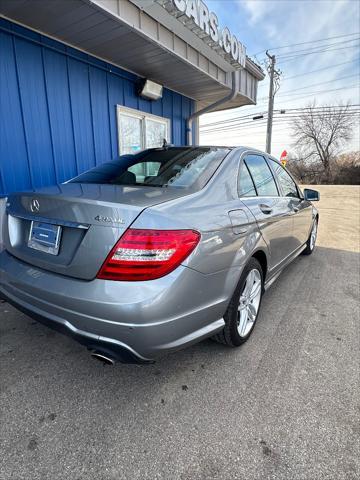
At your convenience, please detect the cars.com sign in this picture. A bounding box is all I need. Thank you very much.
[172,0,246,67]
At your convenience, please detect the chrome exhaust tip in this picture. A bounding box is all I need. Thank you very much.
[91,351,115,365]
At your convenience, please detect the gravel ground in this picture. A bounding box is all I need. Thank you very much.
[0,185,359,480]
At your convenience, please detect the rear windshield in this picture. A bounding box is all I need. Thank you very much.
[68,147,230,190]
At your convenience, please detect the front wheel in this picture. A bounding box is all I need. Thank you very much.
[213,258,264,347]
[302,218,318,255]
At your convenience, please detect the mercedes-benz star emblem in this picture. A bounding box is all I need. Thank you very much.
[30,199,40,213]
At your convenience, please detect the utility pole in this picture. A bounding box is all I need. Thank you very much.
[266,51,276,154]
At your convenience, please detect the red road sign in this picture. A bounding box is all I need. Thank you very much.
[280,150,288,161]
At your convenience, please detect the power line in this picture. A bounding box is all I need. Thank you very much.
[202,121,269,132]
[201,111,360,132]
[201,118,360,135]
[272,104,360,112]
[201,120,360,135]
[200,111,360,134]
[251,32,360,56]
[257,61,360,94]
[201,116,267,129]
[201,115,360,134]
[277,44,360,63]
[274,112,360,119]
[275,84,360,101]
[203,83,356,122]
[259,74,360,99]
[200,111,268,127]
[280,60,359,80]
[276,37,360,59]
[200,105,360,129]
[209,108,360,124]
[278,105,360,110]
[200,104,360,124]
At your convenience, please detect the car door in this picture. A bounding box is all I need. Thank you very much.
[238,153,295,272]
[268,158,313,249]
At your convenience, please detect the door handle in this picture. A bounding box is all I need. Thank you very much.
[259,204,273,215]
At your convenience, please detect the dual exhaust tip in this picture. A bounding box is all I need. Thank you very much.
[91,351,115,366]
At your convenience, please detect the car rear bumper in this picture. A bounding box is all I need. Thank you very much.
[0,251,229,362]
[1,290,152,363]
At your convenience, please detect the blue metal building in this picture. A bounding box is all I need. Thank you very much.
[0,0,264,197]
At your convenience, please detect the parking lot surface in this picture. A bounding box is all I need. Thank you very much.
[0,185,359,480]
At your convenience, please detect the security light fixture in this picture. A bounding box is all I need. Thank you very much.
[138,79,163,101]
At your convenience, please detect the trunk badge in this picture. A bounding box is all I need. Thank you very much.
[94,215,124,224]
[30,199,40,212]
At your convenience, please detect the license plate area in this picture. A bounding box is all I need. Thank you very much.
[28,221,62,255]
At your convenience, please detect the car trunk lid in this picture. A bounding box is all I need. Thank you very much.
[3,183,188,280]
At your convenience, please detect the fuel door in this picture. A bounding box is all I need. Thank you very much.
[228,209,250,235]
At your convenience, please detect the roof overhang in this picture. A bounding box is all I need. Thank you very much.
[0,0,265,111]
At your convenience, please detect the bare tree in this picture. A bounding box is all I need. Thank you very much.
[287,152,324,184]
[291,103,355,180]
[287,150,360,185]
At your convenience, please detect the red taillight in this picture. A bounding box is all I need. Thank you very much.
[97,229,201,281]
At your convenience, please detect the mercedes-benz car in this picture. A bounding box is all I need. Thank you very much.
[0,146,319,364]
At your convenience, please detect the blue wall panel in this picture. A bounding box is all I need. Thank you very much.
[107,74,124,159]
[123,78,138,111]
[67,59,96,174]
[0,19,195,195]
[151,97,163,118]
[14,38,56,188]
[89,67,112,166]
[0,31,32,193]
[172,92,182,146]
[42,49,78,182]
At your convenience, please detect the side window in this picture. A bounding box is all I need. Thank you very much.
[238,161,257,197]
[270,160,299,198]
[244,155,278,196]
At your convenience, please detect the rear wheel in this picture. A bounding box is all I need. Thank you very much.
[302,218,318,255]
[213,258,263,346]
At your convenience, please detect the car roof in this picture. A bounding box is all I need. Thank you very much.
[196,145,282,164]
[146,145,282,164]
[151,145,268,154]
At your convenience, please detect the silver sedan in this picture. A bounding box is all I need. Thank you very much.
[0,146,319,364]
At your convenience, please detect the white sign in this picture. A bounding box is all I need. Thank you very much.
[172,0,246,67]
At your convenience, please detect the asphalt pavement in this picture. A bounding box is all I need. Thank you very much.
[0,186,359,480]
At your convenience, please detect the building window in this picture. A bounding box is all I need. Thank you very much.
[117,106,170,156]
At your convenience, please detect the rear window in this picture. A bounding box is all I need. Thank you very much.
[68,147,230,190]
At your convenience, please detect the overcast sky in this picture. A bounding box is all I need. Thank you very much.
[199,0,360,158]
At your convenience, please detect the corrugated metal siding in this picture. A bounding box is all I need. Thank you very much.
[0,18,194,195]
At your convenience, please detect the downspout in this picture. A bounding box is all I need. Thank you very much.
[186,71,239,145]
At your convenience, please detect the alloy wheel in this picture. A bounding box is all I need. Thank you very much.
[237,269,262,338]
[310,221,317,250]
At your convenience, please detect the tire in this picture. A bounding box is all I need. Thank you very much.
[213,257,264,347]
[302,218,318,256]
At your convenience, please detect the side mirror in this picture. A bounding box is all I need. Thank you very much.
[303,188,320,201]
